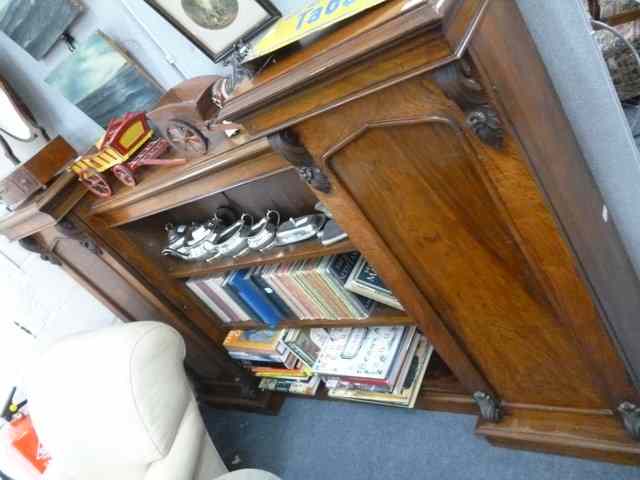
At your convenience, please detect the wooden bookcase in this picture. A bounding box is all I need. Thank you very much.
[5,0,640,465]
[67,128,472,415]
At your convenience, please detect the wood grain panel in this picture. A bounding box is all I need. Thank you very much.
[325,116,605,408]
[466,0,640,405]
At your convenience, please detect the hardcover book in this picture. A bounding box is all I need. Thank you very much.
[264,263,308,319]
[204,274,252,322]
[250,265,297,319]
[259,376,321,396]
[326,253,376,317]
[313,326,407,382]
[223,329,288,355]
[186,278,237,323]
[345,255,404,311]
[227,269,286,326]
[327,336,433,408]
[284,328,330,369]
[222,272,259,319]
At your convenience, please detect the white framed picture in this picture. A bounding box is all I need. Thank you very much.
[144,0,280,62]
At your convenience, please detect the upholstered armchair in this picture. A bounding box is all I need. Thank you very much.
[27,322,279,480]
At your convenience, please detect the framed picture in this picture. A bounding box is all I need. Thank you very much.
[45,32,164,129]
[143,0,281,62]
[0,0,84,60]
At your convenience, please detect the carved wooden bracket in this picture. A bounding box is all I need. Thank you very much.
[473,391,503,422]
[466,107,504,149]
[18,236,61,266]
[55,218,103,256]
[268,129,331,194]
[618,402,640,440]
[432,59,505,149]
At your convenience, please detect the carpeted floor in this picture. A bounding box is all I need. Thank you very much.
[203,398,639,480]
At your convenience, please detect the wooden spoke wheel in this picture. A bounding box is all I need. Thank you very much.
[165,120,208,155]
[112,163,136,187]
[80,169,112,198]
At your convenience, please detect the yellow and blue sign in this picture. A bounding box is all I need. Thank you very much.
[248,0,388,61]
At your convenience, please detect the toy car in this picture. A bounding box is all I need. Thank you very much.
[69,112,185,198]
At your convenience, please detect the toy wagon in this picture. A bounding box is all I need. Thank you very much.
[147,75,242,157]
[69,112,186,198]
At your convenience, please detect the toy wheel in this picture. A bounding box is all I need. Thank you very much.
[112,164,136,187]
[80,169,112,198]
[166,120,208,155]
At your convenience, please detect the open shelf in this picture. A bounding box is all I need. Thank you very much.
[221,306,410,331]
[269,352,476,414]
[168,238,356,279]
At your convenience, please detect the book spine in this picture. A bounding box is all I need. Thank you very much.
[321,262,362,319]
[347,281,403,311]
[251,266,297,319]
[285,342,315,369]
[222,274,259,320]
[277,262,314,319]
[291,261,325,319]
[186,279,236,323]
[298,260,335,319]
[317,257,357,319]
[229,269,285,327]
[199,278,245,323]
[264,264,306,320]
[208,275,252,322]
[328,253,376,317]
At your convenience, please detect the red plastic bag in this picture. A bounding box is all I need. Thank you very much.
[7,414,50,474]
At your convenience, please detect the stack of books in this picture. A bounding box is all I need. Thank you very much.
[315,326,432,408]
[187,252,380,326]
[223,328,323,396]
[223,325,433,406]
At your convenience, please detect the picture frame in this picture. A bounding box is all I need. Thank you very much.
[142,0,281,63]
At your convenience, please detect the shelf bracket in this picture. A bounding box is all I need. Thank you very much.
[268,129,331,194]
[618,402,640,440]
[432,58,504,149]
[55,218,103,256]
[18,236,62,266]
[466,107,504,149]
[473,391,503,422]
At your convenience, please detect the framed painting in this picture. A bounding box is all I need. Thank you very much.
[45,31,164,129]
[143,0,281,62]
[0,0,84,60]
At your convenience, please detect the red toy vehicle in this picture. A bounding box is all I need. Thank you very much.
[68,112,186,198]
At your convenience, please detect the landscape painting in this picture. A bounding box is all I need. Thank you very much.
[0,0,84,60]
[45,32,163,129]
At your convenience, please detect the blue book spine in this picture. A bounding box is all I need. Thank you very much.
[222,273,259,319]
[250,266,297,319]
[227,269,285,327]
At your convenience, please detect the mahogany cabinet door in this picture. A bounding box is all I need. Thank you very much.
[293,72,623,411]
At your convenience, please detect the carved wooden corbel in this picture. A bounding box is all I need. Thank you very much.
[473,391,503,422]
[466,107,504,149]
[618,402,640,440]
[18,236,62,266]
[55,218,103,256]
[432,59,505,149]
[268,129,331,194]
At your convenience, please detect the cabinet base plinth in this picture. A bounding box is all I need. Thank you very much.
[476,409,640,466]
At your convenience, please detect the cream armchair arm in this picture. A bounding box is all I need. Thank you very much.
[27,322,279,480]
